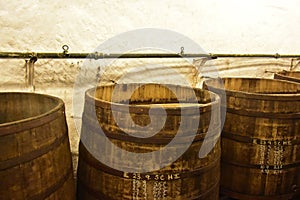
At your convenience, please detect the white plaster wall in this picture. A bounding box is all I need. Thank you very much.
[2,0,300,53]
[1,0,300,157]
[1,0,300,87]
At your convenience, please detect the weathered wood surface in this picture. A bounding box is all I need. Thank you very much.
[204,78,300,200]
[274,71,300,83]
[77,83,221,200]
[0,93,75,200]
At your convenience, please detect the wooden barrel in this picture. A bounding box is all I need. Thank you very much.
[274,71,300,83]
[203,78,300,200]
[77,83,221,200]
[0,92,75,200]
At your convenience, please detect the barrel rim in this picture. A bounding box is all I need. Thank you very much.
[204,77,300,100]
[0,92,65,132]
[276,70,300,76]
[274,72,300,83]
[85,83,220,112]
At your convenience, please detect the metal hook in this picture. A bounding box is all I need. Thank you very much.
[24,52,37,92]
[94,51,99,60]
[180,47,184,55]
[62,45,69,56]
[29,52,38,63]
[274,53,280,59]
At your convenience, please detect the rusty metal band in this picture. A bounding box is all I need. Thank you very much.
[30,165,74,200]
[0,130,68,171]
[84,86,219,115]
[0,107,65,136]
[226,90,300,101]
[221,158,300,170]
[226,107,300,119]
[191,180,219,200]
[79,142,220,180]
[206,86,300,101]
[274,73,300,83]
[220,187,300,200]
[85,98,215,116]
[222,131,300,146]
[81,114,220,144]
[77,176,219,200]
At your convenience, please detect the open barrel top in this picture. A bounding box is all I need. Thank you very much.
[204,77,300,100]
[84,83,220,114]
[0,92,65,134]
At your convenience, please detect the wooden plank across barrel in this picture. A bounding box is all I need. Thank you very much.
[274,71,300,84]
[0,92,75,199]
[77,83,221,200]
[203,78,300,200]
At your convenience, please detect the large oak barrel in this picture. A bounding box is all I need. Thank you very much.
[77,83,221,200]
[203,78,300,200]
[0,92,75,200]
[274,71,300,83]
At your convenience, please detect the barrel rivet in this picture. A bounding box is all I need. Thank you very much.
[292,185,298,192]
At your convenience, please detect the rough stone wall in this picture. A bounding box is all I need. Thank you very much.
[1,0,300,166]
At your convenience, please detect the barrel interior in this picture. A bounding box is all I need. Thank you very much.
[91,83,216,105]
[86,83,219,140]
[0,93,60,124]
